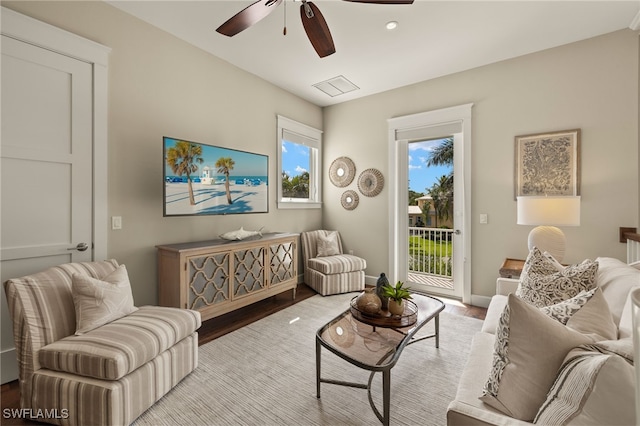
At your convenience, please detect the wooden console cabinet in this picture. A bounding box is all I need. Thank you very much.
[157,233,298,321]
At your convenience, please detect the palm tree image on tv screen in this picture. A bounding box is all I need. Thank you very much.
[163,137,268,216]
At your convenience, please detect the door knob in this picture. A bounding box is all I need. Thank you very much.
[68,242,89,252]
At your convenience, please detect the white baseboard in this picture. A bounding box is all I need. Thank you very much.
[470,294,492,309]
[364,274,378,286]
[1,347,18,384]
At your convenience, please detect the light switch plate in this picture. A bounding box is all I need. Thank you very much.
[479,214,488,224]
[112,216,122,230]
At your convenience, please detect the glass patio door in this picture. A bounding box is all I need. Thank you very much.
[388,104,472,303]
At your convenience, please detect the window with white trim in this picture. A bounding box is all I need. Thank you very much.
[277,115,322,209]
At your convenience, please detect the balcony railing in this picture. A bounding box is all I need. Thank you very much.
[408,227,453,278]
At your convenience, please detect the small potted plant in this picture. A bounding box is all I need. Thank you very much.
[381,281,412,315]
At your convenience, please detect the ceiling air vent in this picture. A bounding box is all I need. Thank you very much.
[313,75,359,97]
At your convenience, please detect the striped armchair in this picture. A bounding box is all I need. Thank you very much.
[301,230,366,296]
[3,260,201,426]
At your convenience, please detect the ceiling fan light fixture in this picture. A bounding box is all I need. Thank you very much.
[386,21,398,30]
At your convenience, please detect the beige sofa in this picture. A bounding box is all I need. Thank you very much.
[447,256,639,425]
[4,260,201,426]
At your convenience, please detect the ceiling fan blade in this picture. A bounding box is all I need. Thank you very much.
[300,2,336,58]
[216,0,283,37]
[343,0,414,4]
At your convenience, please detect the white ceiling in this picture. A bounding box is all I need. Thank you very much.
[107,1,640,107]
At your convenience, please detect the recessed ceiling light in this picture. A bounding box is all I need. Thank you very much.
[386,21,398,30]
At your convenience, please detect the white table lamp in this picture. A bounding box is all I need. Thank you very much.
[516,196,581,263]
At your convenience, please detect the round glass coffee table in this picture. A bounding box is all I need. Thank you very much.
[315,292,445,425]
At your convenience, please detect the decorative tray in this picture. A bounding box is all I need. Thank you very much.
[349,296,418,328]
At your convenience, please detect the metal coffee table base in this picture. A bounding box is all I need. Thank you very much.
[316,315,440,425]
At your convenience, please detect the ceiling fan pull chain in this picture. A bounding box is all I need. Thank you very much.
[283,0,287,35]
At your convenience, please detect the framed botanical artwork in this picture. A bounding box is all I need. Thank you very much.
[514,129,581,198]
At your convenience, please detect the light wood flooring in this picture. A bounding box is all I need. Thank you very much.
[0,284,486,425]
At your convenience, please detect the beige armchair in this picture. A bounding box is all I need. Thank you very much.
[301,230,366,296]
[3,259,201,426]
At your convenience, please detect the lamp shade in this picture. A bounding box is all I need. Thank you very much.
[516,196,581,227]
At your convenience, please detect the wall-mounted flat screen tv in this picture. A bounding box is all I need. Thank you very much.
[163,136,268,216]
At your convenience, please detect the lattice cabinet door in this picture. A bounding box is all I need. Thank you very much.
[269,240,296,286]
[232,247,265,298]
[187,253,230,310]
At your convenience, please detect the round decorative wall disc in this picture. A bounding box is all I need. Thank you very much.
[357,168,384,197]
[329,156,356,187]
[341,190,359,210]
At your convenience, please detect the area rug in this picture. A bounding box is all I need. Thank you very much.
[134,293,483,426]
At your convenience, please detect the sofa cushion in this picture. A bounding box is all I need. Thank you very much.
[534,343,635,425]
[540,287,617,341]
[481,295,508,334]
[516,253,598,308]
[595,257,640,328]
[31,333,198,426]
[39,306,201,380]
[307,254,366,275]
[447,332,533,426]
[480,294,594,421]
[72,264,138,335]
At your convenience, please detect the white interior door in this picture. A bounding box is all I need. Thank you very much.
[0,34,94,383]
[1,35,93,270]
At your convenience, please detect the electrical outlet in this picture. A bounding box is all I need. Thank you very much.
[479,214,488,224]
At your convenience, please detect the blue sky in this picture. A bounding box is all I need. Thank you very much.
[281,141,310,177]
[408,139,452,193]
[164,137,267,176]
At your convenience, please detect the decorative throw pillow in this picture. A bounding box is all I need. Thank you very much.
[517,247,560,284]
[543,251,565,272]
[316,231,340,257]
[540,287,617,341]
[534,345,635,425]
[516,252,598,308]
[480,294,594,421]
[539,288,597,324]
[72,264,137,335]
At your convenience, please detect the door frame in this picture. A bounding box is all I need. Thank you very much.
[387,103,473,303]
[2,6,111,260]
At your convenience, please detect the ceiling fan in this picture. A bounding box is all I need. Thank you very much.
[216,0,414,58]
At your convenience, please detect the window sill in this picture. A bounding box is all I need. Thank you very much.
[277,201,322,210]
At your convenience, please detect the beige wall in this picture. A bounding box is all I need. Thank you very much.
[323,29,639,299]
[2,1,324,306]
